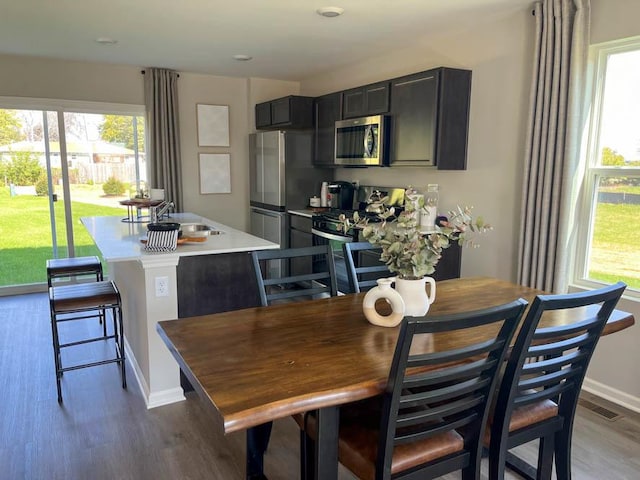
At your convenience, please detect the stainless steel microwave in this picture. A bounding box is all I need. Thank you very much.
[334,115,389,166]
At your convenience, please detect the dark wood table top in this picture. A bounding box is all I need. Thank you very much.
[156,276,635,433]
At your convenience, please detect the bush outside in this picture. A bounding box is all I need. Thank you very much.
[35,175,48,196]
[102,176,126,196]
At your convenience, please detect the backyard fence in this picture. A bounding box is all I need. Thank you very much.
[598,191,640,205]
[77,162,147,184]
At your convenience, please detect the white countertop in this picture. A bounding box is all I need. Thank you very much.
[81,213,279,262]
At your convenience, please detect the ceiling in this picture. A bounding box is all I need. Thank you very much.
[1,0,532,81]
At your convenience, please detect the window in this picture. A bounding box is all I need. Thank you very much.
[0,98,145,291]
[576,38,640,292]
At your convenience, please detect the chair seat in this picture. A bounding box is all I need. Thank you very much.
[484,398,558,445]
[46,256,102,276]
[50,281,120,313]
[304,399,464,480]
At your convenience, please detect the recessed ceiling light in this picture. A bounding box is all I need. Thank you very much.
[233,54,253,61]
[95,37,117,45]
[316,6,344,18]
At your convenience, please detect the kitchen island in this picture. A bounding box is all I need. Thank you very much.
[81,213,278,408]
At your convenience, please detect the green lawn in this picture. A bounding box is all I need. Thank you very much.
[589,202,640,289]
[0,186,126,286]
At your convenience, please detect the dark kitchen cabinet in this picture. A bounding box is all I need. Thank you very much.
[289,214,313,276]
[255,102,272,129]
[255,95,314,130]
[356,241,461,284]
[342,81,390,119]
[389,67,471,169]
[313,92,342,166]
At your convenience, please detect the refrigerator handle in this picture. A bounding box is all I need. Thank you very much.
[250,207,285,218]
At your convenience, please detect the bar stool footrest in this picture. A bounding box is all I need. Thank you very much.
[59,334,116,349]
[59,357,124,373]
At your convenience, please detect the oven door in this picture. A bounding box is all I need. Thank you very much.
[311,224,355,294]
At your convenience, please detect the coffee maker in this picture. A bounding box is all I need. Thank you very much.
[328,181,356,210]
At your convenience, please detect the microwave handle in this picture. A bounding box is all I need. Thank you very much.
[363,125,374,158]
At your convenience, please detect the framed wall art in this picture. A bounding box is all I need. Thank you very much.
[199,153,231,194]
[197,104,230,147]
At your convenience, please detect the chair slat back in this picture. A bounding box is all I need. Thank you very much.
[343,242,391,293]
[250,245,338,306]
[493,282,626,430]
[376,299,528,478]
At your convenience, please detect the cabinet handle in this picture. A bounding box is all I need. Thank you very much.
[394,76,434,87]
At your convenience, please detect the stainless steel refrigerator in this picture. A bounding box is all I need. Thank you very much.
[249,130,331,277]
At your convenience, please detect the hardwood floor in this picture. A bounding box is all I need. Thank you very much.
[1,292,638,479]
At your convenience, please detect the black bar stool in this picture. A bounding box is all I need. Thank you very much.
[47,256,106,335]
[46,256,103,287]
[49,280,127,403]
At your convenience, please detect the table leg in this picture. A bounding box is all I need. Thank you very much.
[246,421,273,479]
[314,406,339,480]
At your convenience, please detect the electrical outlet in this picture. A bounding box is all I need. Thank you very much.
[155,276,169,297]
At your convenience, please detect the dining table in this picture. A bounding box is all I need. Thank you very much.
[156,276,635,480]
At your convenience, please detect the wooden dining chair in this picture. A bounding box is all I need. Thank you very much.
[343,241,391,293]
[302,299,528,480]
[249,244,338,478]
[488,281,626,480]
[250,245,338,306]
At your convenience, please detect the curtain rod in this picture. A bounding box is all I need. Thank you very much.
[141,70,180,78]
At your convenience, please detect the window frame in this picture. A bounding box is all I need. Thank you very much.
[573,38,640,297]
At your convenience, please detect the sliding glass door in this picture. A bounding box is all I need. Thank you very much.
[0,101,145,293]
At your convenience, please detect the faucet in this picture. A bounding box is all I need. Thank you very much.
[150,201,174,223]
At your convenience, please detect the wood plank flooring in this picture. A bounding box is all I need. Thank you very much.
[1,292,639,479]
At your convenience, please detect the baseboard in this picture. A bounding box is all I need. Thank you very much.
[147,387,186,409]
[124,339,185,409]
[124,339,151,402]
[582,377,640,414]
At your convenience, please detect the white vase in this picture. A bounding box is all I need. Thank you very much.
[394,276,436,316]
[362,278,405,327]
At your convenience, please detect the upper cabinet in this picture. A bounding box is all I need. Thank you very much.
[314,92,342,166]
[256,66,471,170]
[342,81,390,119]
[255,95,314,130]
[389,67,471,170]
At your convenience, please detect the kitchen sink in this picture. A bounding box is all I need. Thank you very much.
[179,223,221,236]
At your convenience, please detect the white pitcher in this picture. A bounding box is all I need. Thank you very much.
[394,276,436,316]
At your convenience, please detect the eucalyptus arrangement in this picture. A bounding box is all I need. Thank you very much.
[340,187,492,280]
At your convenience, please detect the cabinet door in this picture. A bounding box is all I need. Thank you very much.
[364,83,390,115]
[255,102,271,129]
[432,242,461,281]
[314,92,342,166]
[271,97,291,125]
[342,82,390,119]
[289,215,313,276]
[389,72,438,166]
[342,89,365,119]
[435,68,472,170]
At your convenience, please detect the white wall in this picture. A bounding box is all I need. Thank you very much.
[301,9,534,282]
[176,72,250,229]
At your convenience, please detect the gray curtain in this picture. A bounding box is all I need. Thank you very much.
[517,0,590,292]
[144,68,183,212]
